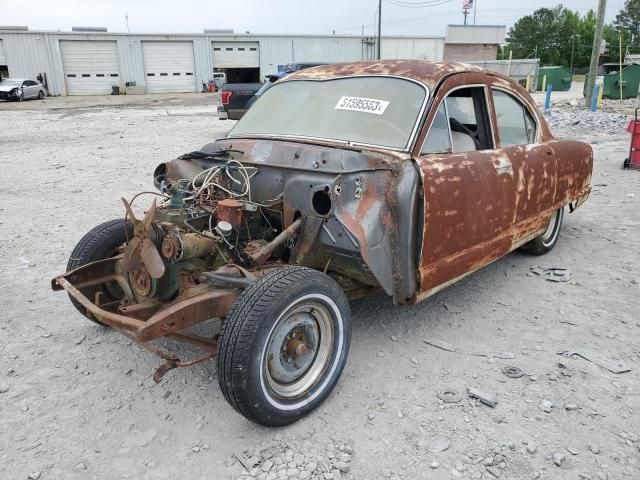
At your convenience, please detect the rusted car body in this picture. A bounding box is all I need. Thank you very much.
[52,61,592,426]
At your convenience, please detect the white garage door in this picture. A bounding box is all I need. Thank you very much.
[60,40,120,95]
[142,41,196,93]
[0,39,6,65]
[212,42,259,68]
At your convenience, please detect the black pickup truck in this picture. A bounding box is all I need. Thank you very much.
[217,63,326,120]
[217,83,262,120]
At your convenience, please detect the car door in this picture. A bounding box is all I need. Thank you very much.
[413,72,516,297]
[488,81,557,243]
[22,80,35,98]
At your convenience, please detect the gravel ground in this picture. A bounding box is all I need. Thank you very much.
[1,97,639,480]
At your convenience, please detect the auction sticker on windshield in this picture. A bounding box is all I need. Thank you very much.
[335,96,389,115]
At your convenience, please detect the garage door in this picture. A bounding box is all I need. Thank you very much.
[212,42,259,68]
[142,42,196,93]
[60,40,120,95]
[0,39,6,65]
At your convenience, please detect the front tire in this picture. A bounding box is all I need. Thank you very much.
[66,219,133,324]
[218,266,351,426]
[520,207,564,255]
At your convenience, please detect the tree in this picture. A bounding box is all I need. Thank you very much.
[505,5,596,68]
[613,0,640,50]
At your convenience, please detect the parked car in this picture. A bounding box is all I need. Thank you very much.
[52,60,593,427]
[218,63,328,120]
[0,78,47,101]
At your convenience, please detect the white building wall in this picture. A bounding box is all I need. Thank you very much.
[445,25,506,45]
[0,30,446,95]
[382,38,444,61]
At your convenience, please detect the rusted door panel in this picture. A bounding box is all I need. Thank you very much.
[548,140,593,207]
[503,144,558,243]
[416,151,515,292]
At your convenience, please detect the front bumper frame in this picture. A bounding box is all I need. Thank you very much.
[52,257,239,380]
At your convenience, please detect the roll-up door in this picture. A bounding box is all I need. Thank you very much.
[142,41,196,93]
[212,42,259,68]
[60,40,120,95]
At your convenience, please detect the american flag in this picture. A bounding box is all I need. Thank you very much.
[463,0,473,10]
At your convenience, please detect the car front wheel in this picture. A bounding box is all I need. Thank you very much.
[66,219,134,324]
[218,266,351,426]
[520,207,564,255]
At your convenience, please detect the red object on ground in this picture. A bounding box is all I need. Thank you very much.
[625,108,640,169]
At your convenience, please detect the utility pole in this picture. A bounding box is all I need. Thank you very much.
[473,0,477,25]
[377,0,382,60]
[463,10,468,25]
[585,0,607,108]
[570,34,576,74]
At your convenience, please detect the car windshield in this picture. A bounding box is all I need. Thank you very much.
[229,77,427,149]
[0,80,22,87]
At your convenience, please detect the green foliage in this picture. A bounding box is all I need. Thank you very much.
[504,2,640,70]
[613,0,640,49]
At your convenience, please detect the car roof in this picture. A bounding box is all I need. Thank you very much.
[283,60,490,89]
[1,78,27,82]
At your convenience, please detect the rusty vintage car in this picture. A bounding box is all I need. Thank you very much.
[52,61,592,426]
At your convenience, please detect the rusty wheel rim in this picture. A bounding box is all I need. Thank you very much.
[264,300,334,399]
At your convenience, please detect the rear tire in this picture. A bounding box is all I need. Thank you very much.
[66,219,133,324]
[218,266,351,426]
[38,90,45,99]
[520,207,564,256]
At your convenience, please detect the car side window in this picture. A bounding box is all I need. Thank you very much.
[492,89,537,146]
[444,87,493,153]
[421,103,451,155]
[25,80,36,86]
[421,87,493,155]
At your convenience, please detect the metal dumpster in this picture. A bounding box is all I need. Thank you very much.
[537,66,573,91]
[584,63,640,99]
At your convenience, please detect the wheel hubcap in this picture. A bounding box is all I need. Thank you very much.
[265,301,334,399]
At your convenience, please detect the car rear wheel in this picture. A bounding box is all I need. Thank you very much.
[38,90,45,99]
[66,219,134,325]
[218,266,351,426]
[520,207,564,255]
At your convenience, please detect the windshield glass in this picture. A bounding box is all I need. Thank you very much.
[0,80,22,87]
[229,77,427,149]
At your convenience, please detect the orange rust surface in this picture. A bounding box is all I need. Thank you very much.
[413,70,592,294]
[287,60,485,90]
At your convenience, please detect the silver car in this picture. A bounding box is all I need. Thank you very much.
[0,78,47,101]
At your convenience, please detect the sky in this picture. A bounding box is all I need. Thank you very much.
[0,0,624,37]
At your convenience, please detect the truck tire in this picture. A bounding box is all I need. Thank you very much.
[218,266,351,426]
[520,207,564,256]
[66,219,133,324]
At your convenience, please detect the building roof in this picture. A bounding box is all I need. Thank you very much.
[285,60,486,88]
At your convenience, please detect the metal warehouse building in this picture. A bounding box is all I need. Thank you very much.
[0,25,503,96]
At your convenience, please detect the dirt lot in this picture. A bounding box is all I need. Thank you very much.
[0,94,639,480]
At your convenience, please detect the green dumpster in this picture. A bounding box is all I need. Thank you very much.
[583,63,640,99]
[537,66,573,91]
